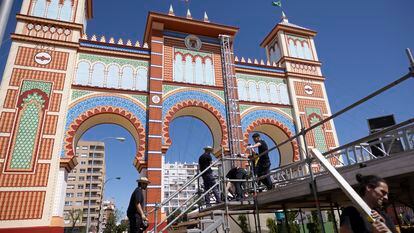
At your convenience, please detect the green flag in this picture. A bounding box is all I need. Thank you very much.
[272,1,282,7]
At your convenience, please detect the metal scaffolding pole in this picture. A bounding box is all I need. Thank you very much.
[0,0,14,46]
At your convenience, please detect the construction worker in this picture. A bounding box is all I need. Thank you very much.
[226,166,248,201]
[198,146,222,206]
[127,177,150,233]
[247,133,273,190]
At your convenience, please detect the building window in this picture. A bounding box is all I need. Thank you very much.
[78,185,84,189]
[65,201,72,206]
[67,185,75,189]
[79,176,85,181]
[77,193,83,197]
[80,169,86,173]
[66,192,74,198]
[81,161,86,165]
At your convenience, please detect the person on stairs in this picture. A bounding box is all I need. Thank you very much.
[198,146,222,206]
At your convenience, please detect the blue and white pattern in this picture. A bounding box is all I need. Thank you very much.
[65,96,147,131]
[241,110,296,134]
[162,90,226,118]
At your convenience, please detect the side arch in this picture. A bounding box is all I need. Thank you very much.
[243,118,300,165]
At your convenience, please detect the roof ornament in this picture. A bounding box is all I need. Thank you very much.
[203,11,209,22]
[281,11,289,23]
[186,9,192,19]
[168,4,175,16]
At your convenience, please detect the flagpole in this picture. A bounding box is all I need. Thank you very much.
[0,0,14,46]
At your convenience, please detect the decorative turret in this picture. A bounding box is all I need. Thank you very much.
[260,12,318,67]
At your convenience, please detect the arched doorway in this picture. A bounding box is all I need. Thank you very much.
[64,122,139,232]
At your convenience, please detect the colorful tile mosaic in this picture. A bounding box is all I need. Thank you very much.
[175,48,212,58]
[130,94,147,106]
[20,80,52,97]
[241,109,296,134]
[162,90,226,118]
[79,53,148,68]
[65,96,147,131]
[305,107,327,152]
[236,73,285,84]
[71,90,92,101]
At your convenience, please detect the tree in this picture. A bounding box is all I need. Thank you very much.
[104,212,117,233]
[266,218,279,233]
[66,209,83,233]
[287,211,300,233]
[238,214,250,233]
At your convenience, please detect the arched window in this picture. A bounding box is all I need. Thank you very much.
[60,0,72,21]
[136,68,148,91]
[204,57,214,85]
[303,42,313,60]
[91,63,105,87]
[279,84,290,104]
[46,0,59,20]
[107,65,120,89]
[237,79,246,100]
[296,41,305,59]
[33,0,47,17]
[121,66,134,90]
[268,83,278,103]
[194,57,203,84]
[248,81,258,102]
[184,55,193,83]
[75,61,90,85]
[288,39,297,58]
[174,53,184,82]
[258,82,268,102]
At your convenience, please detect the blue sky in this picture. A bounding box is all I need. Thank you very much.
[0,0,413,216]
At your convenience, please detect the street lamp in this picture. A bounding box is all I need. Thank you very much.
[97,177,121,233]
[86,137,125,233]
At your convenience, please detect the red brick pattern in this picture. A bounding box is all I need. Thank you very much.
[49,93,62,112]
[0,191,45,220]
[10,68,65,90]
[15,47,69,71]
[293,81,324,98]
[0,163,49,187]
[243,118,300,161]
[43,115,58,135]
[297,98,328,114]
[3,89,18,109]
[0,112,15,133]
[39,138,54,160]
[163,38,223,87]
[0,137,9,159]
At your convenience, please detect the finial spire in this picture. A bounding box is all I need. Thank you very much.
[281,11,288,23]
[186,9,192,19]
[168,4,175,16]
[203,11,209,22]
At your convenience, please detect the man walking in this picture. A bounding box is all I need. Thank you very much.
[127,177,150,233]
[198,146,222,206]
[247,133,273,190]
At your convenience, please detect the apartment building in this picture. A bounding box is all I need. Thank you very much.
[63,141,106,233]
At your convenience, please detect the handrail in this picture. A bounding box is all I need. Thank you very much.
[255,120,414,182]
[147,159,221,215]
[322,118,414,156]
[253,70,414,161]
[158,183,220,233]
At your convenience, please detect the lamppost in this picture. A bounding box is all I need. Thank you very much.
[97,177,121,233]
[86,137,125,233]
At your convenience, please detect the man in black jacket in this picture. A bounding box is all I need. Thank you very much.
[199,146,221,206]
[127,177,150,233]
[247,133,273,190]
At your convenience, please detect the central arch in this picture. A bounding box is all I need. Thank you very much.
[162,100,228,154]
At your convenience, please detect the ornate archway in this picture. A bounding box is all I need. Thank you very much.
[162,100,228,154]
[243,118,300,166]
[63,95,147,169]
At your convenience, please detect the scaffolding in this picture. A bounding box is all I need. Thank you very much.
[147,50,414,233]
